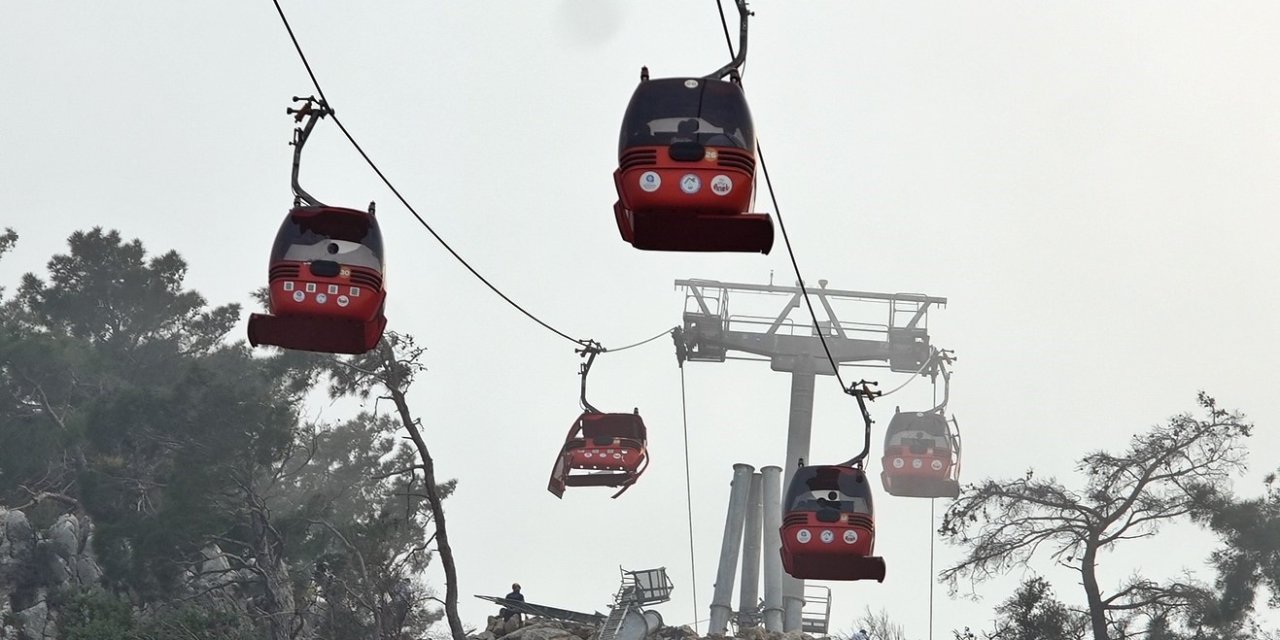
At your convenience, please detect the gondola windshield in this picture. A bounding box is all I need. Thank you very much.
[269,208,385,271]
[785,467,873,513]
[620,79,754,152]
[885,412,949,438]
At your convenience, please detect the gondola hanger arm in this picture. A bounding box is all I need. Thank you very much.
[841,380,881,469]
[286,96,333,208]
[576,340,604,414]
[928,348,956,413]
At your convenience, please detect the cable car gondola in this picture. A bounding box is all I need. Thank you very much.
[547,343,649,499]
[879,410,960,499]
[612,0,774,254]
[879,351,961,499]
[780,383,886,582]
[247,98,388,355]
[547,411,648,499]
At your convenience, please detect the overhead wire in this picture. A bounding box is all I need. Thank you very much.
[714,0,737,60]
[272,0,673,353]
[711,1,850,394]
[756,146,848,392]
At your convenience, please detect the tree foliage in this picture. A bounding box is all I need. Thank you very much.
[989,577,1087,640]
[1,229,451,640]
[838,606,910,640]
[1179,468,1280,638]
[940,394,1251,640]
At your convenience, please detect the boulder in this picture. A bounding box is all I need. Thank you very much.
[503,625,579,640]
[47,515,79,558]
[14,597,50,640]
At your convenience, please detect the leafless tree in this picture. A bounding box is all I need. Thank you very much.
[939,393,1250,640]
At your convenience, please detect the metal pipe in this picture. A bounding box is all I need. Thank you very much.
[709,463,755,635]
[782,371,815,632]
[760,465,783,632]
[738,473,764,628]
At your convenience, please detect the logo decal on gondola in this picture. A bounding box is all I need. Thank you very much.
[292,291,306,303]
[796,529,811,543]
[680,174,701,194]
[337,295,350,308]
[893,458,904,469]
[315,293,328,304]
[820,530,835,544]
[843,530,859,544]
[711,174,733,196]
[684,79,699,89]
[931,460,944,471]
[639,171,661,192]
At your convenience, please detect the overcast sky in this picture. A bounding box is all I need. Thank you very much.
[3,1,1279,638]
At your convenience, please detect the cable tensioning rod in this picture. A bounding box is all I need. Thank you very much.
[679,366,700,635]
[600,327,680,355]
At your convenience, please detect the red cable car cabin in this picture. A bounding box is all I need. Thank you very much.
[548,411,648,499]
[613,76,774,254]
[780,465,886,582]
[248,205,388,355]
[879,410,960,499]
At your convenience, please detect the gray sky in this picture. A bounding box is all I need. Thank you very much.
[3,1,1279,637]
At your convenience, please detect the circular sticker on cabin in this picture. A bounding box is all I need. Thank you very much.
[680,174,702,194]
[931,460,944,471]
[912,459,923,469]
[843,530,859,544]
[315,293,328,305]
[292,291,306,303]
[337,295,350,308]
[892,458,904,469]
[639,171,661,192]
[820,530,835,544]
[795,529,811,544]
[684,79,699,89]
[710,174,733,196]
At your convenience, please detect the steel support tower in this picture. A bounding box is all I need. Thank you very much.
[674,278,946,632]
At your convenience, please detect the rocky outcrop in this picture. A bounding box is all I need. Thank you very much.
[465,613,820,640]
[0,508,104,640]
[470,617,601,640]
